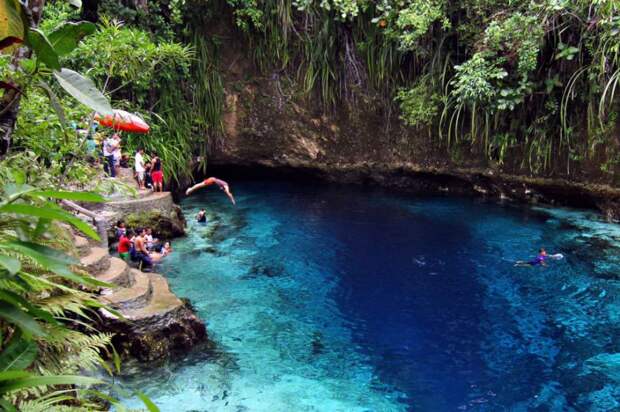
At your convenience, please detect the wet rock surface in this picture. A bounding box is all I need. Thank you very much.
[103,303,207,362]
[122,209,185,240]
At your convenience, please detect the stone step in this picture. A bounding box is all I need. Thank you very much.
[108,191,171,205]
[96,257,132,287]
[80,247,111,275]
[105,191,173,215]
[122,273,183,321]
[74,235,91,257]
[100,269,152,310]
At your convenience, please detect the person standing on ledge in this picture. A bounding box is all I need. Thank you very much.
[151,152,164,193]
[135,148,146,189]
[186,177,236,205]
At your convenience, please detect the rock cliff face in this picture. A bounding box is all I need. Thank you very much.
[206,34,620,219]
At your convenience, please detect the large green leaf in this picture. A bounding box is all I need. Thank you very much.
[30,190,105,203]
[136,391,161,412]
[1,183,36,204]
[0,203,99,239]
[0,373,101,394]
[26,28,61,70]
[0,371,29,381]
[53,69,113,115]
[48,21,96,56]
[0,302,45,338]
[0,331,38,371]
[0,0,24,52]
[0,255,20,275]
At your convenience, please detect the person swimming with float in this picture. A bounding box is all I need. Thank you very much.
[196,209,207,223]
[514,248,563,267]
[186,177,236,205]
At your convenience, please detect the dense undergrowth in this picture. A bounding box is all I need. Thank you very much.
[15,0,617,181]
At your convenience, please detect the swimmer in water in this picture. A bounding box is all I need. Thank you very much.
[196,209,207,223]
[186,177,236,205]
[514,248,548,267]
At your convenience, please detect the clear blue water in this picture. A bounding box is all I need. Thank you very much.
[119,180,620,411]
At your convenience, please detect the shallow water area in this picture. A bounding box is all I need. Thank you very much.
[118,180,620,411]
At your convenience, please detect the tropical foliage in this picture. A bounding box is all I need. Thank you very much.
[0,1,158,410]
[213,0,619,176]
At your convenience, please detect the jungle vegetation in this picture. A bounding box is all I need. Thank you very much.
[218,0,619,177]
[14,0,617,180]
[0,0,618,408]
[0,0,163,410]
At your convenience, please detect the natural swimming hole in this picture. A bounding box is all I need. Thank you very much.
[118,180,620,411]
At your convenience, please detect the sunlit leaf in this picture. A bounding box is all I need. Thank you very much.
[0,203,100,239]
[136,391,160,412]
[0,0,24,53]
[0,373,102,394]
[0,371,29,381]
[53,68,113,115]
[30,190,105,203]
[0,254,20,275]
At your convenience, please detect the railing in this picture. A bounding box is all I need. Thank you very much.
[61,200,109,249]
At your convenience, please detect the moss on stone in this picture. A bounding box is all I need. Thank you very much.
[123,210,185,240]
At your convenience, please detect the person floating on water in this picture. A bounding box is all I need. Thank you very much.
[186,177,236,205]
[514,248,564,267]
[196,209,207,223]
[515,248,548,267]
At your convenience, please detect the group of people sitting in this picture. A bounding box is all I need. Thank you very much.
[134,148,164,192]
[115,221,172,269]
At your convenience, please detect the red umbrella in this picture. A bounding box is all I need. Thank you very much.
[94,110,150,134]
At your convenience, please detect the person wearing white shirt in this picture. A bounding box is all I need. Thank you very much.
[135,148,146,189]
[103,136,118,177]
[144,228,158,251]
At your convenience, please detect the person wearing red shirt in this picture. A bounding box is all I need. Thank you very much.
[117,230,133,261]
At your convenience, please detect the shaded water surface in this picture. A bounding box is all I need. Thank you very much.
[119,180,620,411]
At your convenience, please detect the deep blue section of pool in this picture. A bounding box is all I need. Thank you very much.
[119,180,620,411]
